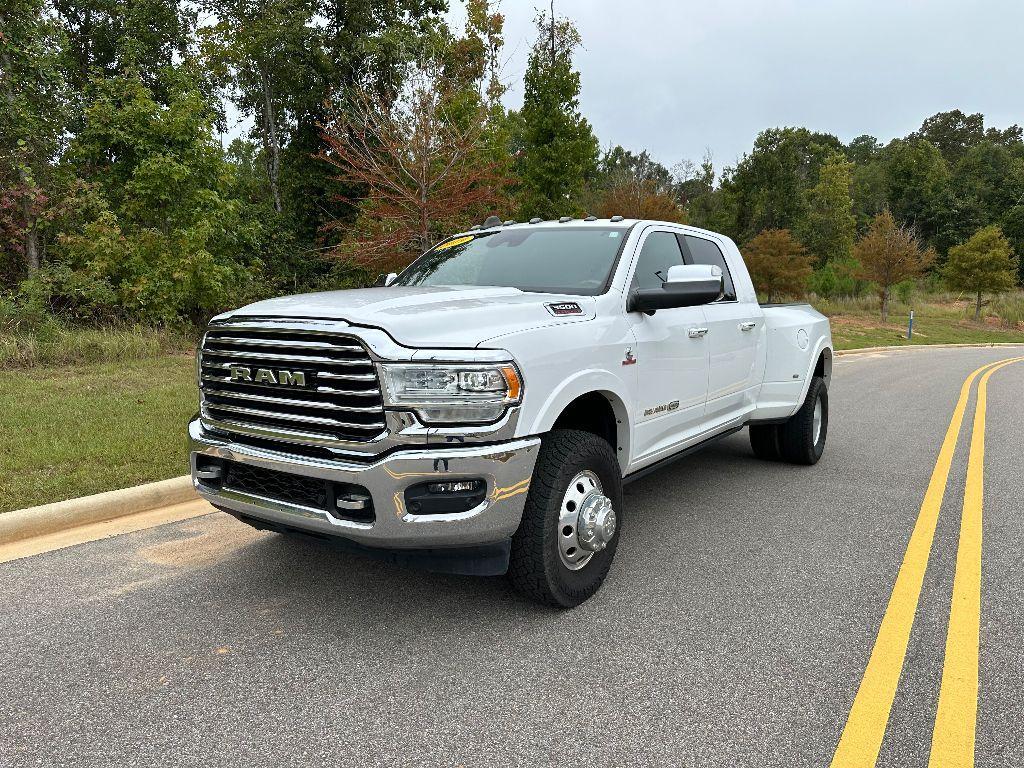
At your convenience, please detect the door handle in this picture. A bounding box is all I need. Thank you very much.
[688,327,709,338]
[739,321,757,331]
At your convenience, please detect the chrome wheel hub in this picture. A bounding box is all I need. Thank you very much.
[577,494,616,552]
[813,398,823,445]
[558,471,616,571]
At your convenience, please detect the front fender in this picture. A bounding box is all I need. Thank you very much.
[520,368,633,473]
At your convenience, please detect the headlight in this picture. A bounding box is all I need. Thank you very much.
[380,362,523,425]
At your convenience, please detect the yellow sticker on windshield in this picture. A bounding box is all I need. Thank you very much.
[434,235,475,251]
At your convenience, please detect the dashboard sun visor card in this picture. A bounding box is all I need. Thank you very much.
[434,235,475,251]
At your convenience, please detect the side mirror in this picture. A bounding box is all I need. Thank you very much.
[628,264,723,314]
[374,272,398,287]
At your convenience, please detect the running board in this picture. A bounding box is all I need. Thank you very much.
[623,425,744,485]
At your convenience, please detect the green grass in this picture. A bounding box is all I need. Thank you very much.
[1,355,197,513]
[817,294,1024,350]
[0,324,193,368]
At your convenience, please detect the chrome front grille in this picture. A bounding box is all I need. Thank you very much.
[199,324,386,446]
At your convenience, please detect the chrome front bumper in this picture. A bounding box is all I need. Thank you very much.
[189,417,540,549]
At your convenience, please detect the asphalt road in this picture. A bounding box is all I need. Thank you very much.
[2,346,1023,767]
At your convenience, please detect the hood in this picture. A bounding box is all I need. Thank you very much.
[228,285,596,348]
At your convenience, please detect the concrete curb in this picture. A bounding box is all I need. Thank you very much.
[835,342,1024,357]
[0,475,197,545]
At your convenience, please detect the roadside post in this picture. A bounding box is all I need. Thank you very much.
[907,309,914,340]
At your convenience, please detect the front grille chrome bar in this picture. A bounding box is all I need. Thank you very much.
[199,416,382,449]
[203,402,386,430]
[201,349,374,366]
[314,371,378,382]
[205,336,363,352]
[202,388,383,412]
[200,373,379,389]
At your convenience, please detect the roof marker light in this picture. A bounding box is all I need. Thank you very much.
[529,217,542,224]
[558,216,572,223]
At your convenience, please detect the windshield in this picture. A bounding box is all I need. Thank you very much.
[393,227,629,296]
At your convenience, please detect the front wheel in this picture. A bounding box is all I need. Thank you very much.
[509,429,623,608]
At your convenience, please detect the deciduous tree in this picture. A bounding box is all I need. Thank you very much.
[593,146,682,222]
[319,65,505,270]
[58,73,262,323]
[721,127,845,243]
[914,110,984,164]
[853,210,935,321]
[596,179,684,223]
[198,0,445,221]
[54,0,193,91]
[743,228,813,302]
[882,137,950,249]
[943,225,1018,319]
[1,0,71,279]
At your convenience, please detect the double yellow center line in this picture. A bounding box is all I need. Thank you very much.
[831,357,1023,767]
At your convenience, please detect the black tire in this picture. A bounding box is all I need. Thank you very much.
[749,424,781,461]
[778,376,828,465]
[509,429,623,608]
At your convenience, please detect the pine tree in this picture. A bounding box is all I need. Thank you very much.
[801,152,856,264]
[514,7,598,220]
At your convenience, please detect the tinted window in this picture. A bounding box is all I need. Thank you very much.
[680,235,737,300]
[394,227,626,296]
[629,232,685,292]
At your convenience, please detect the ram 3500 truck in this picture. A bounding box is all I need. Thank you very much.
[190,218,832,606]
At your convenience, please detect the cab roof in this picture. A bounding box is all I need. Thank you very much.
[450,217,728,242]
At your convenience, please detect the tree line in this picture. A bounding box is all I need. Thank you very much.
[1,0,1021,328]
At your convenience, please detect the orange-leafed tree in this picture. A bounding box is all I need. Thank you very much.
[743,228,813,302]
[854,209,935,321]
[319,66,506,272]
[597,178,685,223]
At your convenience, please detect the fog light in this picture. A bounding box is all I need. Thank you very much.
[428,480,483,494]
[405,478,487,515]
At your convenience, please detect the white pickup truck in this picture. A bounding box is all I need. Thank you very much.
[190,217,832,606]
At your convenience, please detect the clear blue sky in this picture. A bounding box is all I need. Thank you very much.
[448,0,1024,174]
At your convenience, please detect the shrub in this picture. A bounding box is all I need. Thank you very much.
[894,279,915,306]
[809,257,865,298]
[17,261,121,324]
